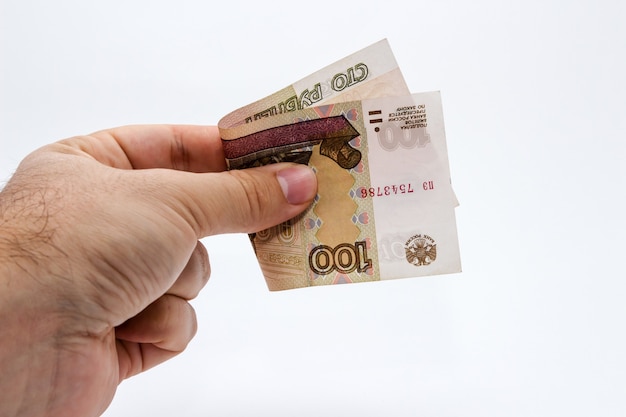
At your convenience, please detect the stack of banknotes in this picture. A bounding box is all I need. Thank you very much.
[218,39,461,291]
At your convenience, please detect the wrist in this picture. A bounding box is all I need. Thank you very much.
[0,239,64,417]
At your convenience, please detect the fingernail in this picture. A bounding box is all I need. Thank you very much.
[276,165,317,205]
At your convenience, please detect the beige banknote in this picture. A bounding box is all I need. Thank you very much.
[219,39,411,133]
[218,40,460,290]
[220,91,461,291]
[219,38,455,196]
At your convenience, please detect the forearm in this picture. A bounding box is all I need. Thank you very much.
[0,260,55,417]
[0,214,64,417]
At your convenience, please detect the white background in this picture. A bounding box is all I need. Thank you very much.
[2,0,625,416]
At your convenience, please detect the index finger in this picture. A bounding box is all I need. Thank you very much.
[72,125,227,172]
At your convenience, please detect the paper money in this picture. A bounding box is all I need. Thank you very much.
[218,41,461,291]
[219,39,411,133]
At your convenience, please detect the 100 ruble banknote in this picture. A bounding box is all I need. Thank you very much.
[218,41,461,291]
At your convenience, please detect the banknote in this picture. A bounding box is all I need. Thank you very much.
[220,91,461,291]
[220,39,456,202]
[219,39,411,132]
[218,40,460,290]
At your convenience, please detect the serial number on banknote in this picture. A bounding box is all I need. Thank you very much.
[360,181,436,198]
[361,183,415,198]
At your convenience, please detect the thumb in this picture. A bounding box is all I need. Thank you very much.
[162,163,318,237]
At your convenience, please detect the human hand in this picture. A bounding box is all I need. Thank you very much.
[0,125,317,417]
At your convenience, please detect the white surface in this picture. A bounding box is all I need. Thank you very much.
[2,0,625,416]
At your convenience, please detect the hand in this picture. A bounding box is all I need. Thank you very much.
[0,125,317,417]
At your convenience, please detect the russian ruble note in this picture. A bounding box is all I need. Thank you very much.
[218,40,461,291]
[220,91,461,290]
[219,39,411,130]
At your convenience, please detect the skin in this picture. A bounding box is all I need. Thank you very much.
[0,125,317,417]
